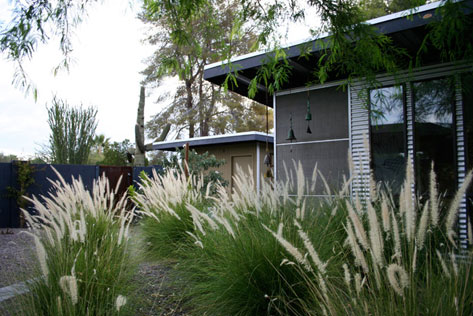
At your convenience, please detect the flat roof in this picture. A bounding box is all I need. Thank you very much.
[151,132,274,151]
[204,0,473,106]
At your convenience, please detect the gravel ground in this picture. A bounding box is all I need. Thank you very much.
[0,228,35,288]
[132,261,190,316]
[0,229,190,315]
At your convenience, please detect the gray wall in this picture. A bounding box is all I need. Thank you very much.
[275,86,349,195]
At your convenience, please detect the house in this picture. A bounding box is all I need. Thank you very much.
[151,131,274,193]
[203,1,473,247]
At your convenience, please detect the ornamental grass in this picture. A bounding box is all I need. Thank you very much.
[21,169,135,316]
[136,157,473,315]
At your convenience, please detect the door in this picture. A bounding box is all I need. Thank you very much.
[231,155,253,193]
[99,166,133,208]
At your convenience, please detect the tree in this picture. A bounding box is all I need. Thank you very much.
[141,0,272,139]
[99,139,133,166]
[360,0,427,20]
[0,152,19,163]
[155,148,228,195]
[2,0,472,103]
[88,134,111,164]
[0,1,98,97]
[45,97,98,164]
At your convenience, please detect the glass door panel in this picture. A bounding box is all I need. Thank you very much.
[414,78,456,199]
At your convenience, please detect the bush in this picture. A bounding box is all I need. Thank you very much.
[21,169,135,315]
[269,158,473,315]
[132,167,211,260]
[136,158,473,315]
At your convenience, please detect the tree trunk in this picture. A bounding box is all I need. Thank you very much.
[185,80,195,138]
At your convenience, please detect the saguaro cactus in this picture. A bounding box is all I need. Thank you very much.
[134,86,146,166]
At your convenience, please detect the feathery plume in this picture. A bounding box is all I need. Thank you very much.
[318,169,332,198]
[436,249,451,278]
[367,201,384,266]
[343,263,351,289]
[381,196,391,233]
[263,224,312,272]
[296,221,326,274]
[354,273,363,295]
[416,201,430,250]
[318,272,329,304]
[446,170,473,238]
[450,251,458,277]
[391,208,402,263]
[115,295,127,312]
[387,264,409,297]
[354,193,363,214]
[347,201,369,250]
[404,154,416,242]
[412,245,417,273]
[311,164,318,192]
[345,221,369,273]
[295,161,305,205]
[186,231,204,249]
[429,162,439,227]
[31,233,49,277]
[59,275,78,305]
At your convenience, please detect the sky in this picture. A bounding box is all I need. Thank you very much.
[0,0,317,158]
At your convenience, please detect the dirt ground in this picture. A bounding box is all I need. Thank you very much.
[0,228,189,315]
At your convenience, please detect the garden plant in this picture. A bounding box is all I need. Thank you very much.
[136,157,473,315]
[21,169,135,315]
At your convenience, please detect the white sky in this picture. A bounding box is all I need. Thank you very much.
[0,0,317,158]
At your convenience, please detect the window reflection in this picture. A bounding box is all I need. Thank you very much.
[414,78,456,198]
[370,86,405,194]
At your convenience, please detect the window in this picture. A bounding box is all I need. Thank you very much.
[370,86,406,194]
[414,78,456,198]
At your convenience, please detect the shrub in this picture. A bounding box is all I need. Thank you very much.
[21,169,135,315]
[137,157,473,315]
[269,157,473,315]
[132,167,211,259]
[170,164,351,315]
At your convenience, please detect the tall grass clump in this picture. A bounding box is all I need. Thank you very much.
[164,163,352,315]
[132,167,211,259]
[269,157,473,315]
[136,155,473,315]
[21,169,135,315]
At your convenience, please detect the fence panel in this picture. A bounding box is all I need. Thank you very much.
[0,163,162,228]
[0,163,13,228]
[132,165,163,186]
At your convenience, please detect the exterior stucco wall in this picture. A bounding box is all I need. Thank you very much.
[193,141,273,194]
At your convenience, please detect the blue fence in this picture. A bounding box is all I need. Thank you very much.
[0,162,161,228]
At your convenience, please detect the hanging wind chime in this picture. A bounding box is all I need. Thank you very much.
[286,113,296,152]
[305,90,312,134]
[263,101,273,179]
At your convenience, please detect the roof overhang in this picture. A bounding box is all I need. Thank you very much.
[151,132,274,151]
[204,0,473,107]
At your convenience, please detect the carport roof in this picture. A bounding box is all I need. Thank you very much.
[203,0,473,107]
[151,131,274,151]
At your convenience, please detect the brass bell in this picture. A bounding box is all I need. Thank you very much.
[286,114,297,142]
[306,91,312,134]
[263,153,272,167]
[287,128,296,141]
